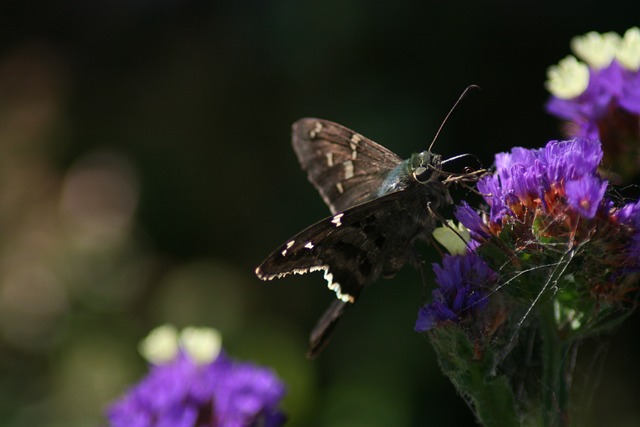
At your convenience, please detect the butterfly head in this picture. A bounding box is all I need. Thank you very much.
[409,151,443,183]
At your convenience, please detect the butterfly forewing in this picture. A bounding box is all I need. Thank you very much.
[292,118,403,214]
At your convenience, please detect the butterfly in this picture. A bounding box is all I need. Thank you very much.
[255,117,482,358]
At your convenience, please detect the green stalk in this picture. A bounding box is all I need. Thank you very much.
[430,327,520,427]
[540,307,572,427]
[454,367,520,427]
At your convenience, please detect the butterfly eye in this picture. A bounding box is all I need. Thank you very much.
[414,166,433,182]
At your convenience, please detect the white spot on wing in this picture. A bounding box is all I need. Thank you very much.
[281,240,295,256]
[304,241,314,249]
[343,160,354,180]
[325,152,334,167]
[349,134,361,160]
[309,121,323,139]
[335,182,344,194]
[331,213,344,227]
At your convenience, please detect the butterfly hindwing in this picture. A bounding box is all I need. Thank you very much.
[257,203,385,304]
[292,118,403,214]
[256,189,439,303]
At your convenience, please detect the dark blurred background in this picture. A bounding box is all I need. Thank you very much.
[0,1,639,426]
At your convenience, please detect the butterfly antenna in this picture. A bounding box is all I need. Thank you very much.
[428,84,480,152]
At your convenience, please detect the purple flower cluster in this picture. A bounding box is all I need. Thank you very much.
[107,351,286,427]
[450,137,640,314]
[417,139,618,335]
[415,253,497,332]
[467,138,607,228]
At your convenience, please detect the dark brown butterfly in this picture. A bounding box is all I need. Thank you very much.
[254,115,486,357]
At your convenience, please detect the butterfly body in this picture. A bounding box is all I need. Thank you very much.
[256,118,456,357]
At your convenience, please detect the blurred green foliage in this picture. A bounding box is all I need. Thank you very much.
[0,1,638,426]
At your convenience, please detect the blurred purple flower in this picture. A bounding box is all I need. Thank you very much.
[545,28,640,178]
[546,63,628,139]
[107,351,286,427]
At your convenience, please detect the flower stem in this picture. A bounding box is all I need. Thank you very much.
[540,307,572,427]
[460,367,520,427]
[430,328,520,427]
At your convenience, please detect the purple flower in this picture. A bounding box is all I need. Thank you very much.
[454,202,490,241]
[540,138,603,182]
[476,174,509,225]
[565,176,608,218]
[619,70,640,112]
[107,350,286,427]
[614,199,640,225]
[415,253,497,332]
[614,200,640,260]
